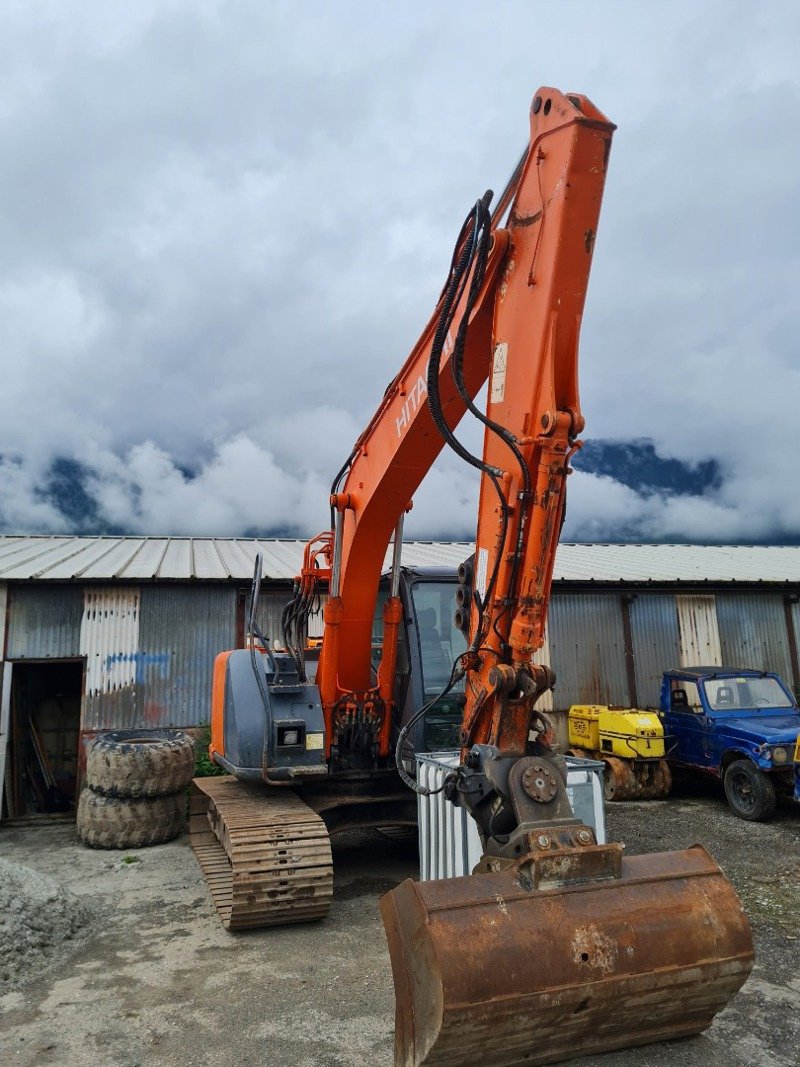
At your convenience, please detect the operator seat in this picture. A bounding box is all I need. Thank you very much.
[715,685,735,708]
[417,607,452,693]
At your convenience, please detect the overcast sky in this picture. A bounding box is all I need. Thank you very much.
[1,1,798,543]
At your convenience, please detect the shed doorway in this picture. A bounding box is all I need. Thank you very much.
[2,660,83,819]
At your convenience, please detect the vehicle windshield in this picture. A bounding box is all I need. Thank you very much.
[411,580,466,750]
[702,676,796,712]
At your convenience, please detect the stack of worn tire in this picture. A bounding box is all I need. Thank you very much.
[77,730,195,849]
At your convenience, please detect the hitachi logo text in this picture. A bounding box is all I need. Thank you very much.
[396,375,428,437]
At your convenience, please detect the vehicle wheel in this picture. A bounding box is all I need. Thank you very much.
[565,747,593,761]
[603,757,629,801]
[77,790,185,849]
[723,759,776,821]
[86,729,195,799]
[654,759,672,799]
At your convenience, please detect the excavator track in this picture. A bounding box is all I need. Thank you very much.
[189,776,333,930]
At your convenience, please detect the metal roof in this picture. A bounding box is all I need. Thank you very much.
[664,666,773,678]
[0,536,798,584]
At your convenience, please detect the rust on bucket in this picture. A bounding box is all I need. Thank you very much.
[380,844,753,1067]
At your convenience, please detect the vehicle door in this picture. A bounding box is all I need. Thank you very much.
[662,679,712,767]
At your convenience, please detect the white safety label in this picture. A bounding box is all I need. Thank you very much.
[306,733,324,751]
[476,547,489,601]
[491,343,508,404]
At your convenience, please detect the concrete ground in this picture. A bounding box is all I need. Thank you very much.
[0,776,798,1067]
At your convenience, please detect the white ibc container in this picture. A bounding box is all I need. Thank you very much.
[416,751,606,882]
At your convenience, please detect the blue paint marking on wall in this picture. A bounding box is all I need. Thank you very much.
[104,651,171,683]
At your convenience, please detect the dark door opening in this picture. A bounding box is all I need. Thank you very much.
[4,660,83,819]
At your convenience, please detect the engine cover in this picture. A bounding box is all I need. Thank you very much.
[210,648,328,783]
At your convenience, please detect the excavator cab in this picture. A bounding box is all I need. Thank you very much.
[372,568,466,752]
[402,570,466,752]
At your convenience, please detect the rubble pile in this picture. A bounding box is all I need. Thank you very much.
[0,857,94,994]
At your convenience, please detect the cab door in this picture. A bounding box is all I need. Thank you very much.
[662,678,712,768]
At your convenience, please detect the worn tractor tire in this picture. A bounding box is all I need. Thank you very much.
[77,789,185,849]
[86,729,195,799]
[723,759,776,822]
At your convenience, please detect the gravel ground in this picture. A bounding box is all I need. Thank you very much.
[0,776,798,1067]
[574,775,800,1067]
[0,858,96,995]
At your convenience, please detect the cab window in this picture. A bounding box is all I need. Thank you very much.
[670,679,702,713]
[371,587,410,705]
[411,581,466,751]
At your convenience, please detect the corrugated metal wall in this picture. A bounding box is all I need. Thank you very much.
[133,585,238,730]
[0,583,7,654]
[5,585,83,659]
[256,592,325,642]
[629,595,681,707]
[3,582,798,737]
[83,585,238,731]
[255,593,289,644]
[81,588,142,731]
[790,600,800,694]
[81,588,140,696]
[716,594,794,681]
[548,595,630,709]
[676,595,722,666]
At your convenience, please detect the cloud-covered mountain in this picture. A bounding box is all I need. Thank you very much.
[572,440,722,499]
[7,435,793,546]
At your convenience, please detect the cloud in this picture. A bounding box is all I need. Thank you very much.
[0,2,799,543]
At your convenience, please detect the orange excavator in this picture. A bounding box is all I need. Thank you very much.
[191,88,753,1065]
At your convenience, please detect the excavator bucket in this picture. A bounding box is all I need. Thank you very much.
[380,844,753,1067]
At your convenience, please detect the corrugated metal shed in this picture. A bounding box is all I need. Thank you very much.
[132,585,238,731]
[1,536,799,584]
[548,595,630,709]
[256,593,325,643]
[676,595,722,666]
[628,595,680,707]
[790,600,800,691]
[5,585,84,659]
[81,588,140,696]
[716,594,794,681]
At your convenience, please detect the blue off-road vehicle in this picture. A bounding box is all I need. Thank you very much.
[660,667,800,821]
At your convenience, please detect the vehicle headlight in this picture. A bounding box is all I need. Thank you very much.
[771,746,789,765]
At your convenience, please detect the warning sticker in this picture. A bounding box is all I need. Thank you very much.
[491,343,508,404]
[476,547,489,601]
[306,733,324,751]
